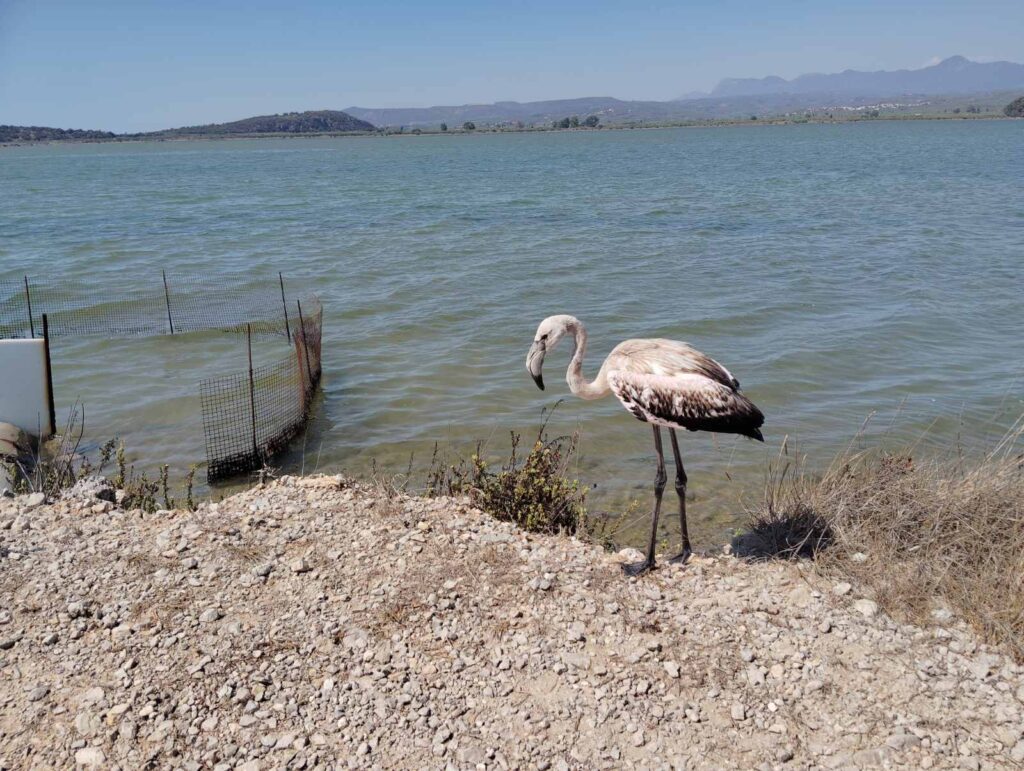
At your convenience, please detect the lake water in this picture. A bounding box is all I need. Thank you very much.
[2,121,1023,544]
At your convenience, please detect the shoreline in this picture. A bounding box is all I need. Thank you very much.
[1,114,1015,149]
[2,474,1022,768]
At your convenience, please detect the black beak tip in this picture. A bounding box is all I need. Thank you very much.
[532,373,545,390]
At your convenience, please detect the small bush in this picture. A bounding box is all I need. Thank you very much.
[426,423,586,536]
[7,403,199,513]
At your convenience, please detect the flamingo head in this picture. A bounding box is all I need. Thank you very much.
[526,315,576,391]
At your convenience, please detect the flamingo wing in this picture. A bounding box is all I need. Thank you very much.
[607,339,741,390]
[608,370,764,440]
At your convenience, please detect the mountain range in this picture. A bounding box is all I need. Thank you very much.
[707,55,1024,98]
[4,56,1023,141]
[345,57,1024,128]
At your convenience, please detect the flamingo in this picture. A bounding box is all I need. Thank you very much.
[525,314,764,575]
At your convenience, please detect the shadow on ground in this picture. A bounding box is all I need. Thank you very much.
[730,505,833,561]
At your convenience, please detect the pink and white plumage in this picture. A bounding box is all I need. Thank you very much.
[525,315,765,574]
[603,339,763,440]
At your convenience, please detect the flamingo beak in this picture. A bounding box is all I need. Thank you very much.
[526,341,546,390]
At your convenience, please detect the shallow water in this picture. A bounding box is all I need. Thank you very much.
[2,121,1023,544]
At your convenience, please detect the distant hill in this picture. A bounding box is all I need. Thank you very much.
[148,110,375,137]
[709,56,1024,98]
[1006,96,1024,117]
[0,125,115,142]
[343,97,684,129]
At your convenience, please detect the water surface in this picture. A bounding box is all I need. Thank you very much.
[2,121,1022,543]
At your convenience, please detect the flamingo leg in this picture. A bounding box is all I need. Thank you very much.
[668,429,692,565]
[623,425,666,576]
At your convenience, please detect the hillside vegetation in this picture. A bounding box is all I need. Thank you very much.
[1005,96,1024,116]
[0,125,115,142]
[149,110,375,136]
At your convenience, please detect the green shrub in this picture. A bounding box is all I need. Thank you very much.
[426,425,586,536]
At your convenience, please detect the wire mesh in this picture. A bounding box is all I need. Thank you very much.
[0,274,292,339]
[200,298,323,482]
[1,274,323,484]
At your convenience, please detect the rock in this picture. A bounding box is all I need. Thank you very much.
[199,608,222,623]
[291,557,312,574]
[1010,740,1024,763]
[664,661,680,679]
[833,582,852,596]
[24,492,46,509]
[74,748,106,767]
[731,704,746,721]
[27,685,49,702]
[617,548,645,564]
[886,733,922,751]
[74,712,101,737]
[854,599,879,619]
[63,475,116,503]
[0,633,23,650]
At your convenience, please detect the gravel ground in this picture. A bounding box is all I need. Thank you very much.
[1,474,1023,770]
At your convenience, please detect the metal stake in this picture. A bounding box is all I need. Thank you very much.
[247,324,258,463]
[296,299,314,390]
[279,272,291,344]
[42,313,56,438]
[23,276,35,338]
[162,270,175,334]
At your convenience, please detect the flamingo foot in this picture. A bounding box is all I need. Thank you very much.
[668,548,692,566]
[622,558,656,576]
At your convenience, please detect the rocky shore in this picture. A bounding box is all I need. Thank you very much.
[1,475,1023,769]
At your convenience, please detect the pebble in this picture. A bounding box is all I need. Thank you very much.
[74,748,105,767]
[854,599,879,619]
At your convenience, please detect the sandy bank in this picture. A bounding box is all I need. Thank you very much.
[1,475,1022,769]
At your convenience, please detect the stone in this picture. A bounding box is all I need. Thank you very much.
[27,685,49,702]
[74,748,106,767]
[74,712,101,737]
[854,599,879,619]
[199,608,222,623]
[833,582,852,596]
[24,492,46,509]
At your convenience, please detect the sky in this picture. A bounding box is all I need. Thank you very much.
[1,0,1021,133]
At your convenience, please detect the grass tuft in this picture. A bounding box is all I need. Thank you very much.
[745,422,1024,660]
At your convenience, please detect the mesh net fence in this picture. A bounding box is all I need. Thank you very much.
[1,274,323,483]
[0,274,292,339]
[200,299,323,481]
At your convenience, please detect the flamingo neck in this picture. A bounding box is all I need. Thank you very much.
[565,319,610,400]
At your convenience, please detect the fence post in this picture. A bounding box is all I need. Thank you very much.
[279,272,291,344]
[296,299,314,391]
[247,324,259,464]
[23,276,35,338]
[42,313,56,438]
[162,270,175,334]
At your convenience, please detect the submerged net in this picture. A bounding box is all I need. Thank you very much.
[200,299,323,481]
[0,274,323,483]
[0,275,291,339]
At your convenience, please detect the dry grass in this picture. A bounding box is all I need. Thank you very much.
[747,423,1024,660]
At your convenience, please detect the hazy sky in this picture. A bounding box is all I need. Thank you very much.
[1,0,1021,132]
